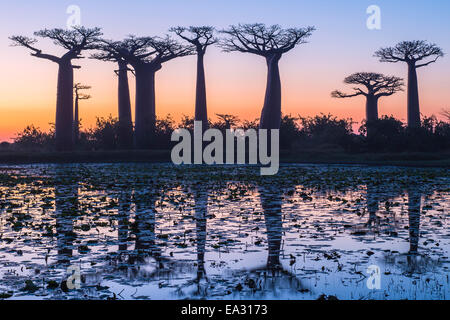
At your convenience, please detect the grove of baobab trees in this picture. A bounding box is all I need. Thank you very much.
[375,41,444,128]
[220,24,315,130]
[9,23,445,151]
[10,27,102,151]
[332,72,404,124]
[114,36,192,149]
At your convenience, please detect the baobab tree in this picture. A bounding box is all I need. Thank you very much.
[375,41,444,128]
[220,23,315,129]
[73,83,91,144]
[106,36,192,149]
[332,72,404,124]
[10,27,102,151]
[215,114,239,130]
[171,26,217,130]
[91,41,134,148]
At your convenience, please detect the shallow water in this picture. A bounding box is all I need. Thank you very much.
[0,163,448,300]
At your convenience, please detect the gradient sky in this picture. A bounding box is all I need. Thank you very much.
[0,0,449,141]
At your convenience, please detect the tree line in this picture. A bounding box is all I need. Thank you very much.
[12,112,450,153]
[9,24,447,151]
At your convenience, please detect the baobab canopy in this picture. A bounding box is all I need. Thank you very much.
[375,40,444,128]
[170,26,217,54]
[10,27,102,67]
[92,35,193,149]
[219,23,315,57]
[332,73,404,99]
[220,24,315,130]
[374,40,444,66]
[332,72,404,127]
[10,27,103,151]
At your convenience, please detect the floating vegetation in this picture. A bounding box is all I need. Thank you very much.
[0,163,448,300]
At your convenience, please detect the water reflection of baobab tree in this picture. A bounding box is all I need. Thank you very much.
[384,187,442,275]
[175,183,210,297]
[127,190,168,277]
[54,171,79,265]
[365,184,381,228]
[230,183,308,298]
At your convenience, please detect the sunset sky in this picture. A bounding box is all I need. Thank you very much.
[0,0,449,142]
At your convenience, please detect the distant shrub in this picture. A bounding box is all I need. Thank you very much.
[241,119,259,131]
[358,115,450,152]
[178,115,195,132]
[14,125,55,150]
[211,114,240,131]
[280,114,302,150]
[153,115,176,149]
[11,112,450,153]
[86,116,119,150]
[360,116,406,152]
[296,114,356,151]
[404,116,450,152]
[0,142,11,150]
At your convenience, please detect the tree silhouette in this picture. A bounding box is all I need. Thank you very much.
[215,114,239,130]
[91,41,134,149]
[332,72,404,124]
[375,41,444,128]
[220,23,315,129]
[106,36,193,148]
[171,26,217,130]
[441,109,450,122]
[73,83,91,144]
[10,27,102,151]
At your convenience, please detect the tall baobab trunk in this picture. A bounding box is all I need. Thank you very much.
[195,53,208,129]
[117,61,134,149]
[366,94,378,137]
[134,66,157,149]
[366,95,379,123]
[365,94,379,138]
[407,63,421,128]
[73,92,79,145]
[260,54,282,130]
[55,60,74,151]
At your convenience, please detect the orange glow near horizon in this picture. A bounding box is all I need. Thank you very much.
[1,1,450,142]
[1,48,447,142]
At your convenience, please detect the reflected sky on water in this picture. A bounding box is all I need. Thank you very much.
[0,164,448,300]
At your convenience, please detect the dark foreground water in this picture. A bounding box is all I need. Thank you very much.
[0,164,448,300]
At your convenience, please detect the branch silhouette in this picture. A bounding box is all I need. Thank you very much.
[73,83,92,145]
[171,26,217,129]
[10,26,102,151]
[220,23,315,129]
[375,41,444,128]
[332,72,403,129]
[91,40,136,148]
